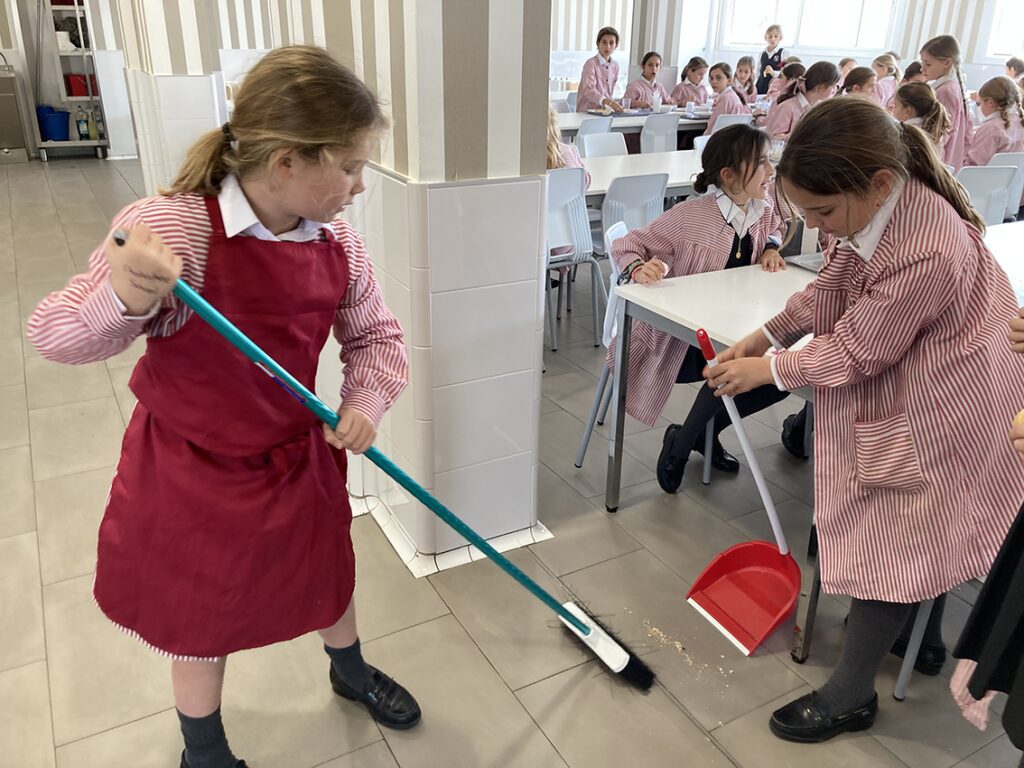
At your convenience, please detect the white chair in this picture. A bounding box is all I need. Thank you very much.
[956,166,1018,225]
[567,91,578,112]
[576,221,628,467]
[990,152,1024,220]
[711,113,754,134]
[583,132,627,158]
[551,99,571,114]
[640,112,680,153]
[574,117,612,157]
[546,167,609,351]
[692,134,710,158]
[593,173,669,255]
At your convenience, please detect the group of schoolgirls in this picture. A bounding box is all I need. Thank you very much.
[604,24,1024,755]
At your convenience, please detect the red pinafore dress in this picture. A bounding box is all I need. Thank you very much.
[93,196,355,659]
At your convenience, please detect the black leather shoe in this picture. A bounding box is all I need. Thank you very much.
[781,412,807,459]
[890,638,947,676]
[769,691,878,743]
[331,664,421,730]
[692,432,740,473]
[657,425,688,494]
[180,753,247,768]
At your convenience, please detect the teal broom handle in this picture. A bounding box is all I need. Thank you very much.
[172,279,590,636]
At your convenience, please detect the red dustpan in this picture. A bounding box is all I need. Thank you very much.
[686,329,802,656]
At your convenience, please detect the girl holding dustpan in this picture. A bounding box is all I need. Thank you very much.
[705,98,1024,743]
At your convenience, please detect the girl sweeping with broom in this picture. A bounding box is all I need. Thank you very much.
[27,46,419,767]
[704,98,1024,743]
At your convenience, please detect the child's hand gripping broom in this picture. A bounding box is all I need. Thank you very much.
[163,271,655,691]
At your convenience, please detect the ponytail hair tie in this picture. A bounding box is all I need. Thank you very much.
[221,122,239,151]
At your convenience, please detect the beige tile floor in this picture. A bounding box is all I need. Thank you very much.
[0,158,1019,767]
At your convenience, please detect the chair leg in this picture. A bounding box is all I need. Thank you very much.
[576,365,609,468]
[701,417,714,485]
[546,274,558,351]
[556,273,565,320]
[590,263,600,347]
[590,257,610,307]
[596,371,614,424]
[567,270,574,313]
[894,599,934,702]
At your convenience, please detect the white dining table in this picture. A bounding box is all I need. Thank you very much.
[581,149,703,204]
[557,111,709,139]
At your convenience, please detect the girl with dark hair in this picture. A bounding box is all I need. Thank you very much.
[609,124,790,493]
[892,81,952,151]
[705,98,1024,743]
[838,66,877,100]
[765,61,839,140]
[577,26,623,112]
[703,62,750,134]
[623,51,675,109]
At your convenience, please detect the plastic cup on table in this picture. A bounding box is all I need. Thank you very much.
[686,100,696,117]
[621,97,631,110]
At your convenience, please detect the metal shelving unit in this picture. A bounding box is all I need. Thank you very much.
[32,0,109,161]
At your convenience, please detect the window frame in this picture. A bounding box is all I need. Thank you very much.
[714,0,903,59]
[973,0,1024,65]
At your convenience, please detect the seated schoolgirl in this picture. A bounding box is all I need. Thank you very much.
[703,63,749,135]
[871,54,901,109]
[609,125,791,493]
[672,57,709,106]
[837,67,877,101]
[965,76,1024,168]
[765,61,840,141]
[892,82,952,153]
[767,57,803,102]
[623,51,675,109]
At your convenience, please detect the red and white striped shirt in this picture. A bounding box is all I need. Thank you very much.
[610,189,785,426]
[25,186,408,427]
[765,180,1024,601]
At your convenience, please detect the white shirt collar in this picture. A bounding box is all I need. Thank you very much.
[904,116,923,126]
[218,174,330,242]
[982,111,1000,124]
[797,92,809,109]
[711,185,767,239]
[837,181,904,262]
[930,71,955,88]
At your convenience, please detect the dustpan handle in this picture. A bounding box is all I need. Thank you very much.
[697,330,789,556]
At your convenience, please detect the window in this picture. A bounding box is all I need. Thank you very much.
[721,0,894,52]
[985,0,1024,58]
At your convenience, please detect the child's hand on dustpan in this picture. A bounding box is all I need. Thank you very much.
[322,407,376,454]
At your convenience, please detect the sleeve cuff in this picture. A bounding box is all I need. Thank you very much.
[340,388,388,428]
[80,280,157,339]
[762,324,783,350]
[766,237,782,249]
[773,350,806,390]
[764,311,805,350]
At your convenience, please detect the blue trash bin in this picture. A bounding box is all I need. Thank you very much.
[40,110,70,142]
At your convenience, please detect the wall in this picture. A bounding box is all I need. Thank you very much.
[115,0,551,183]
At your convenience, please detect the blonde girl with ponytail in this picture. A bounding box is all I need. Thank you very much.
[705,98,1024,744]
[27,45,422,767]
[920,34,974,170]
[892,81,952,151]
[966,76,1024,172]
[870,53,901,109]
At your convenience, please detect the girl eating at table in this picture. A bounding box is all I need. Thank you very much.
[703,63,750,135]
[623,51,675,110]
[705,97,1024,743]
[671,57,709,106]
[964,76,1024,169]
[609,124,791,494]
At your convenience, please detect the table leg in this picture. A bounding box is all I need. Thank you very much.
[605,302,632,512]
[791,524,820,664]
